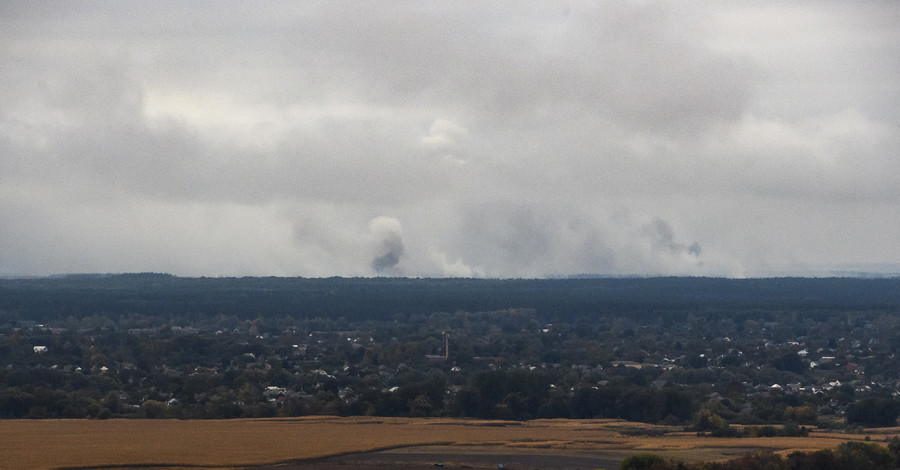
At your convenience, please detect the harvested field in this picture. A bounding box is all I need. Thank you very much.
[0,417,892,470]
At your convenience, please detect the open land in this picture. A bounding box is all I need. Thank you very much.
[1,417,895,470]
[4,277,900,469]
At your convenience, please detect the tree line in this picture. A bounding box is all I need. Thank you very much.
[621,439,900,470]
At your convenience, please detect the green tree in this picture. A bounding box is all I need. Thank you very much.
[407,394,433,417]
[141,399,167,419]
[835,441,895,470]
[694,410,727,434]
[847,398,900,427]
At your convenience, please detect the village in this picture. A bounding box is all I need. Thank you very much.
[4,301,899,429]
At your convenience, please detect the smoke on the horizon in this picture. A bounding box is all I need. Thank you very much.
[369,216,405,274]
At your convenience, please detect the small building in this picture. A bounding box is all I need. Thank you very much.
[425,333,450,363]
[611,360,644,369]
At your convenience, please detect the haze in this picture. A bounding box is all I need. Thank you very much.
[1,2,898,278]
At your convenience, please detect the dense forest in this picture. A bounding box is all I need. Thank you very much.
[2,275,900,429]
[3,274,900,321]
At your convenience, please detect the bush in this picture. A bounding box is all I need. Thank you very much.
[695,411,726,433]
[140,399,167,419]
[835,441,896,470]
[620,453,668,470]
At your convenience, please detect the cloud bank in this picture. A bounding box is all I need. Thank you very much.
[1,2,898,277]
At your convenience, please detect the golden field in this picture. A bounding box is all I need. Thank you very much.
[1,417,895,470]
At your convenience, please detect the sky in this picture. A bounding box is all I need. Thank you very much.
[1,2,899,278]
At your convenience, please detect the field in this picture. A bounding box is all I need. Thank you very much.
[1,417,895,470]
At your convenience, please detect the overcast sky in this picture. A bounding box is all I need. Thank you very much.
[1,2,898,278]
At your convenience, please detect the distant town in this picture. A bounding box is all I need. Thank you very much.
[2,275,900,433]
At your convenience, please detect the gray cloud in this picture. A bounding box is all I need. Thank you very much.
[1,2,898,277]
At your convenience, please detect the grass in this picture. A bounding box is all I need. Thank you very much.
[0,417,894,470]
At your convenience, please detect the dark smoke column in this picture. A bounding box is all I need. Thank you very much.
[369,216,404,274]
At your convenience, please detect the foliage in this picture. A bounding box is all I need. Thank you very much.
[621,440,900,470]
[2,275,900,423]
[620,453,669,470]
[847,398,900,427]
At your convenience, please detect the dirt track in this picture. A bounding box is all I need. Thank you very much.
[252,445,624,469]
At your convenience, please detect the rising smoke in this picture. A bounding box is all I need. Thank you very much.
[646,217,701,257]
[369,216,405,274]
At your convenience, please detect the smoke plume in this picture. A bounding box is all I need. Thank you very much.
[369,216,404,274]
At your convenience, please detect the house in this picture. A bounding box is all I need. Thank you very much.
[611,360,644,369]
